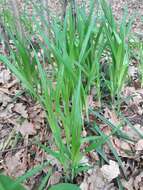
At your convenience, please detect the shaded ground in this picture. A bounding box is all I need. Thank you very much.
[47,0,143,33]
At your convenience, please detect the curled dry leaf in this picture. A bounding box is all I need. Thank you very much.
[48,171,62,187]
[0,104,14,119]
[123,86,135,97]
[104,107,120,126]
[28,104,45,129]
[121,177,134,190]
[123,124,143,141]
[100,160,120,182]
[44,154,62,172]
[123,87,143,115]
[0,69,11,84]
[0,92,12,109]
[80,156,90,166]
[80,166,107,190]
[13,103,28,118]
[5,150,26,177]
[128,65,138,79]
[112,137,133,158]
[87,95,101,108]
[120,141,132,153]
[134,172,143,190]
[16,120,36,136]
[135,139,143,151]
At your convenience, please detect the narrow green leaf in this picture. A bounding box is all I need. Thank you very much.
[0,174,26,190]
[49,183,81,190]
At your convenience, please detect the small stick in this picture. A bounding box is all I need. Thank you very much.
[0,145,31,154]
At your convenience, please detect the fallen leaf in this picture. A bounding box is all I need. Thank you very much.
[48,171,61,187]
[44,154,62,172]
[5,150,26,177]
[134,172,143,190]
[135,139,143,151]
[112,137,133,158]
[120,141,132,154]
[0,92,12,109]
[123,124,143,141]
[128,65,138,79]
[28,104,45,129]
[16,120,36,136]
[0,69,11,84]
[80,167,107,190]
[121,177,134,190]
[104,107,120,126]
[13,103,28,118]
[100,160,120,182]
[87,95,101,108]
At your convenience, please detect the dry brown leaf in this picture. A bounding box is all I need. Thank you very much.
[112,138,133,158]
[44,154,62,172]
[80,167,107,190]
[13,103,28,118]
[123,125,143,141]
[135,139,143,151]
[0,103,14,120]
[5,150,26,177]
[128,65,138,79]
[134,172,143,190]
[123,86,136,97]
[120,141,132,153]
[0,92,12,109]
[87,95,101,108]
[28,104,45,129]
[123,87,143,114]
[16,120,36,136]
[104,107,120,126]
[121,177,134,190]
[0,69,11,84]
[48,171,61,187]
[100,160,120,182]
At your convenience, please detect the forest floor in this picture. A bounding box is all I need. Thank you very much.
[0,0,143,190]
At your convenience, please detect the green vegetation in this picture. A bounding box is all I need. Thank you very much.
[0,174,26,190]
[0,0,142,189]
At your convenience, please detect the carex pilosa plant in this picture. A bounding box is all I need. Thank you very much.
[0,0,136,186]
[35,0,105,104]
[101,0,133,105]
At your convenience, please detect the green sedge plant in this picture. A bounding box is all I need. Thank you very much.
[0,173,80,190]
[100,0,133,104]
[0,45,106,183]
[0,47,109,183]
[35,1,105,104]
[0,0,132,187]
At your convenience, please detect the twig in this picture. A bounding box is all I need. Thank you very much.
[0,145,31,154]
[0,139,50,154]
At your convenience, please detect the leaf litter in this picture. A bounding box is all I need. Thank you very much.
[0,0,143,189]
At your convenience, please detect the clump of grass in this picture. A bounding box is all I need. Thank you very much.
[0,45,107,183]
[101,0,133,104]
[0,0,138,188]
[36,1,105,104]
